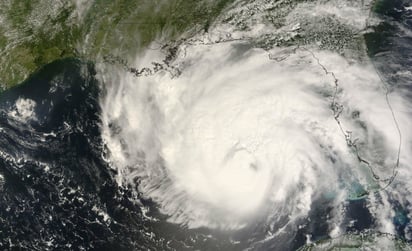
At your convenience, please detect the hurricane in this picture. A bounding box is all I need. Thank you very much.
[98,0,412,247]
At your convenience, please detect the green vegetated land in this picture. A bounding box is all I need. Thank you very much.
[0,0,235,90]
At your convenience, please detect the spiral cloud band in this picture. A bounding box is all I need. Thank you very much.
[100,40,409,230]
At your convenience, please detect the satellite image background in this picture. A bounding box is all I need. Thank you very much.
[1,0,412,250]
